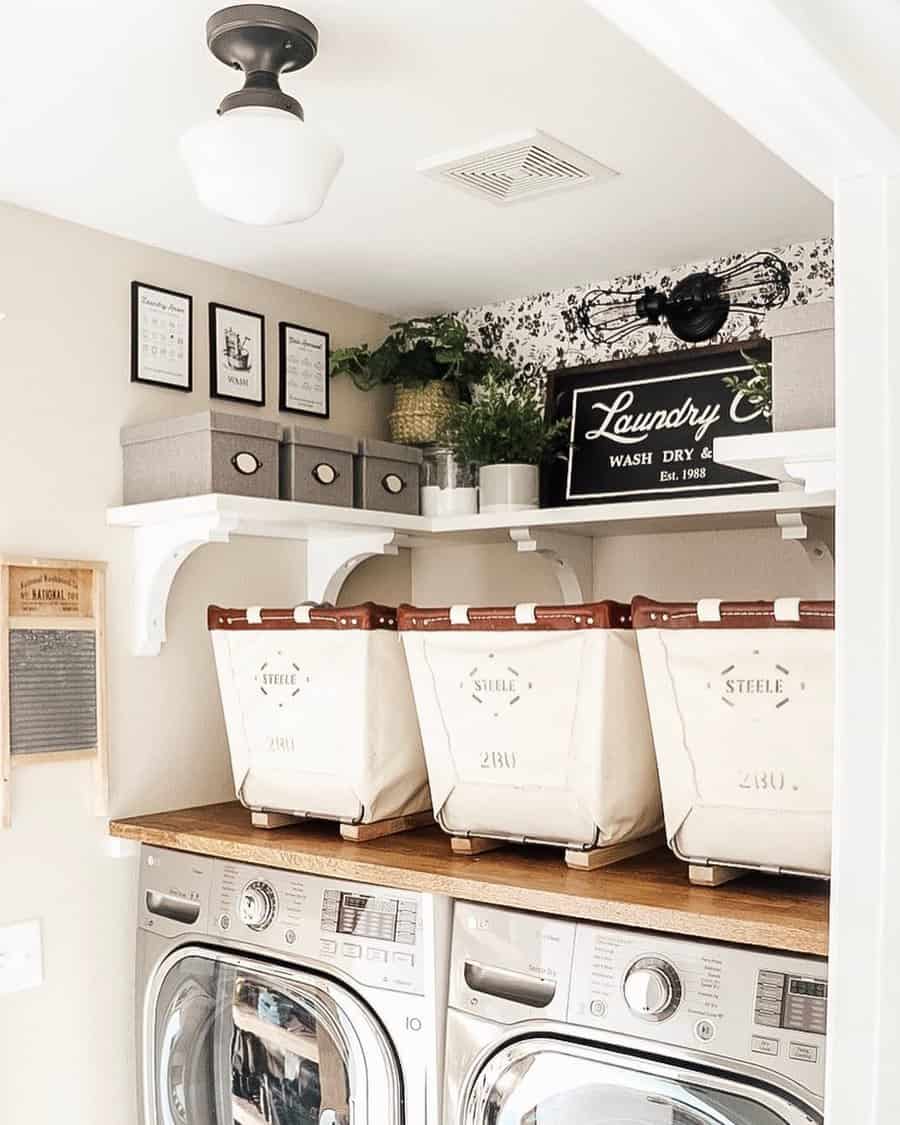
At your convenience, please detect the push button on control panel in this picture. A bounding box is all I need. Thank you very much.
[789,1043,819,1063]
[342,943,362,959]
[751,1035,780,1057]
[393,952,414,967]
[367,948,388,962]
[319,939,337,955]
[694,1019,716,1043]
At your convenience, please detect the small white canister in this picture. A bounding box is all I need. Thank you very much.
[208,602,430,825]
[633,595,834,877]
[399,600,662,850]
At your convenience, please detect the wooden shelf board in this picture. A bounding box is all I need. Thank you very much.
[109,801,828,956]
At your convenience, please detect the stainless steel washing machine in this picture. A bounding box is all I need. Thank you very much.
[135,845,450,1125]
[445,902,826,1124]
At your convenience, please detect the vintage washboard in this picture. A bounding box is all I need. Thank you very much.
[1,558,109,827]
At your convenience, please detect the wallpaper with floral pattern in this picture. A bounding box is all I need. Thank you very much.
[458,237,833,398]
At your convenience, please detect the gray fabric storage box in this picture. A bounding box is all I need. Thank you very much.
[121,410,281,504]
[280,425,356,508]
[765,301,834,431]
[356,438,423,515]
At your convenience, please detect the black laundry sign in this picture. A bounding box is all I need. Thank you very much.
[547,345,776,504]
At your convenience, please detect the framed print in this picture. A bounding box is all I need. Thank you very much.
[209,302,265,405]
[131,281,192,392]
[543,341,777,506]
[279,321,330,418]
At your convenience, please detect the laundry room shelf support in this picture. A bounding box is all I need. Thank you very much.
[508,527,592,604]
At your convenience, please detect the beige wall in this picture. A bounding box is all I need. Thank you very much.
[0,203,397,1125]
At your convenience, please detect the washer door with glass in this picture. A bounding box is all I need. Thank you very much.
[464,1038,822,1125]
[148,946,403,1125]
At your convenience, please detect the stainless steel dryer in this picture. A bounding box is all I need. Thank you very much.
[445,902,826,1125]
[135,845,450,1125]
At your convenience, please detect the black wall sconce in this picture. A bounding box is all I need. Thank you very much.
[578,252,791,347]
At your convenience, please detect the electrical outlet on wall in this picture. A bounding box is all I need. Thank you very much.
[0,920,43,993]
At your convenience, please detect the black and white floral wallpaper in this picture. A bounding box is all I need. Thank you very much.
[458,237,833,398]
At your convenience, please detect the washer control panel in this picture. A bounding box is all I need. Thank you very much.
[450,902,826,1102]
[211,858,424,996]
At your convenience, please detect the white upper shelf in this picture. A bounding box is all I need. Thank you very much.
[713,427,835,494]
[107,426,835,654]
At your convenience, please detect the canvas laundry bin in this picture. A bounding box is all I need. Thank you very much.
[208,602,430,825]
[632,595,835,877]
[398,601,663,850]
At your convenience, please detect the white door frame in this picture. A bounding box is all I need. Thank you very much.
[587,4,900,1121]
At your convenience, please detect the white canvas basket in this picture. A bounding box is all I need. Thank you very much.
[398,601,663,850]
[633,596,835,877]
[208,603,430,824]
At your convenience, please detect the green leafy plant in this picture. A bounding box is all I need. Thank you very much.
[442,376,570,467]
[332,314,511,397]
[722,350,773,418]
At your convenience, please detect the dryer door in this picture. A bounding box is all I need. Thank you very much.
[146,945,402,1125]
[463,1038,821,1125]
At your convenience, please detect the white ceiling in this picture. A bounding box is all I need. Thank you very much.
[0,0,832,316]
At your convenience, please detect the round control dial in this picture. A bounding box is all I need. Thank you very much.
[623,956,682,1021]
[239,880,278,931]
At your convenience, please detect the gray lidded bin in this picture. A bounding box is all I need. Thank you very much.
[280,425,356,508]
[356,438,423,515]
[765,301,834,432]
[121,410,281,504]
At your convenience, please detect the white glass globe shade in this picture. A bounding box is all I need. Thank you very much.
[180,106,344,226]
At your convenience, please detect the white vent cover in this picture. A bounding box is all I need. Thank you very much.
[418,129,618,205]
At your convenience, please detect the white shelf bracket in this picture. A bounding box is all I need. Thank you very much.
[132,512,241,656]
[509,528,592,604]
[305,529,403,605]
[776,511,835,591]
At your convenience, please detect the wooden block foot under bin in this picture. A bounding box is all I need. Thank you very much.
[250,809,435,841]
[451,830,667,871]
[399,600,665,864]
[633,595,835,884]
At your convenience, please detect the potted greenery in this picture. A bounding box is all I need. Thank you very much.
[442,376,570,513]
[332,314,508,445]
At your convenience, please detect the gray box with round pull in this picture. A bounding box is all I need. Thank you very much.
[280,425,356,508]
[355,437,423,515]
[120,410,281,503]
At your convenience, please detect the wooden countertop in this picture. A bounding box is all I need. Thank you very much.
[109,802,829,956]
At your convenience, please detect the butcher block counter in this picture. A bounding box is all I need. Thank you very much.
[109,801,828,956]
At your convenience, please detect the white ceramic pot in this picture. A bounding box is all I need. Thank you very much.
[478,463,539,513]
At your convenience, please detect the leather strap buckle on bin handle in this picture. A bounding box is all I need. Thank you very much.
[231,451,263,476]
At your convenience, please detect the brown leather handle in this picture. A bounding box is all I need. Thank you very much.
[397,601,632,631]
[631,595,834,630]
[207,603,398,631]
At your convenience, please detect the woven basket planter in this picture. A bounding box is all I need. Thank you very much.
[388,381,458,445]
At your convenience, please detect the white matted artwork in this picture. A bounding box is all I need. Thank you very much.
[131,281,193,391]
[279,321,330,417]
[209,302,265,405]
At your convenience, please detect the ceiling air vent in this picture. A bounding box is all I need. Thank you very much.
[417,129,618,205]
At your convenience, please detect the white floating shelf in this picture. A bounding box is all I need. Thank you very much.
[713,427,835,494]
[108,483,834,656]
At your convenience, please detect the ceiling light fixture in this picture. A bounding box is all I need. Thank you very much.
[180,4,343,226]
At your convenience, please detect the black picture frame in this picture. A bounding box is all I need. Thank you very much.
[209,302,266,406]
[278,321,330,418]
[130,281,193,392]
[543,340,776,507]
